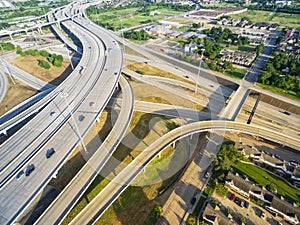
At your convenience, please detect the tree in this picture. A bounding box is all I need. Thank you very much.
[38,59,50,69]
[256,44,264,54]
[266,183,277,193]
[53,58,62,67]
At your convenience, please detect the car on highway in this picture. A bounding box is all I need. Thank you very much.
[244,201,249,208]
[283,111,291,116]
[46,148,55,159]
[78,115,85,121]
[50,111,56,116]
[79,66,86,75]
[16,170,25,180]
[190,196,196,205]
[25,164,35,176]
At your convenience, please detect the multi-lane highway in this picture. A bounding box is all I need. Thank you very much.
[1,1,300,225]
[0,2,123,224]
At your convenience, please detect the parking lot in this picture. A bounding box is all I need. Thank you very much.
[212,191,286,225]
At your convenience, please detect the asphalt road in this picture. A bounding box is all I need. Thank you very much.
[0,4,123,224]
[0,70,8,104]
[35,75,134,225]
[68,120,300,225]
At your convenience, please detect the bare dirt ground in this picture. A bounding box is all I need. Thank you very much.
[9,55,71,86]
[0,77,37,116]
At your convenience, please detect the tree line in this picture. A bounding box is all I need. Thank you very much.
[259,52,300,95]
[16,46,64,69]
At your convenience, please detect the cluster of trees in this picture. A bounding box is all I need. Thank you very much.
[203,27,250,46]
[191,22,204,28]
[0,42,15,51]
[248,4,300,14]
[212,142,244,179]
[16,46,64,69]
[123,30,154,41]
[259,52,300,95]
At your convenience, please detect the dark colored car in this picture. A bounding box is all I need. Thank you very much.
[190,197,196,205]
[234,197,241,205]
[25,164,35,176]
[230,193,235,201]
[283,111,291,116]
[244,201,250,208]
[16,170,25,180]
[46,148,55,159]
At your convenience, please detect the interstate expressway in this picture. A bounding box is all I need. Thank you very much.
[0,1,300,225]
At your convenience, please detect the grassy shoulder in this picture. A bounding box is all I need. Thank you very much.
[127,62,195,85]
[224,68,247,80]
[88,5,188,30]
[0,77,37,116]
[62,112,180,225]
[257,83,300,101]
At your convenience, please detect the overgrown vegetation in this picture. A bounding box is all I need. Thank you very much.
[123,29,156,41]
[0,42,15,52]
[258,52,300,96]
[16,46,64,69]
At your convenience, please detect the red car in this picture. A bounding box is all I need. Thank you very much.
[230,193,236,201]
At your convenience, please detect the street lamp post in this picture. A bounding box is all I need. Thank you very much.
[65,44,74,71]
[119,16,125,50]
[60,92,88,153]
[195,51,204,94]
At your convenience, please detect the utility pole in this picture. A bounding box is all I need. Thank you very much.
[60,92,88,153]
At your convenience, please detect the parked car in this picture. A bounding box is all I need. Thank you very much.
[244,201,250,208]
[230,193,236,201]
[46,148,55,159]
[205,172,210,179]
[25,164,35,176]
[190,197,196,205]
[289,161,299,167]
[261,212,266,220]
[234,197,241,205]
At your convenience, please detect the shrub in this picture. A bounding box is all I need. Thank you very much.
[38,59,50,69]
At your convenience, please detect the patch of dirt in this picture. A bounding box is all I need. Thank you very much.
[9,55,72,86]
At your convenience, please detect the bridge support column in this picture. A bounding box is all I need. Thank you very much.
[190,134,193,141]
[38,27,42,34]
[172,141,176,149]
[96,117,100,123]
[157,152,161,158]
[9,34,13,40]
[56,22,61,30]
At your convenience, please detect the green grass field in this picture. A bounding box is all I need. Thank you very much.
[89,6,187,30]
[224,68,247,79]
[232,162,300,204]
[230,10,300,29]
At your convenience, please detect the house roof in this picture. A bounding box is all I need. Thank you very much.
[226,171,253,193]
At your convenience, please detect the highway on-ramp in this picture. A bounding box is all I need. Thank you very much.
[68,120,300,225]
